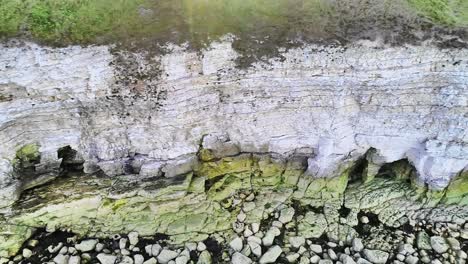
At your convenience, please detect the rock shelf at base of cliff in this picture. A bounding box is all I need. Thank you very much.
[0,154,467,264]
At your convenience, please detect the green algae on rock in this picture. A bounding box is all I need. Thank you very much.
[0,153,467,258]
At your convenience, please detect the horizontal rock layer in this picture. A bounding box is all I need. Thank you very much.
[0,40,467,209]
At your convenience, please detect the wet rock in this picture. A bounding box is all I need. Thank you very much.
[259,245,282,264]
[232,252,252,264]
[363,249,389,264]
[430,236,449,254]
[75,239,98,252]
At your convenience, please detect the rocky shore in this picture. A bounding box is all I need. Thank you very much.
[1,155,467,263]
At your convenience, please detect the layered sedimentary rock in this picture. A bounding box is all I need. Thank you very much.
[1,40,467,206]
[0,39,467,261]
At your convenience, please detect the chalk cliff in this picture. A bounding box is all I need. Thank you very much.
[0,40,466,211]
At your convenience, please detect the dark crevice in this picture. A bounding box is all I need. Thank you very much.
[57,146,84,173]
[348,156,368,184]
[377,158,415,183]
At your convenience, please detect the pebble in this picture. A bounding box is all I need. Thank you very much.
[352,238,364,252]
[27,240,39,248]
[22,248,32,259]
[143,258,158,264]
[405,255,419,264]
[360,216,369,224]
[75,239,98,252]
[251,223,260,233]
[262,227,281,246]
[128,231,139,246]
[286,253,300,263]
[197,242,207,252]
[446,237,460,250]
[341,254,356,264]
[237,212,247,222]
[120,256,134,264]
[175,255,190,264]
[97,253,117,264]
[243,227,253,237]
[310,244,323,254]
[232,252,252,264]
[53,254,69,264]
[157,249,179,264]
[259,245,283,264]
[230,236,244,252]
[310,255,321,264]
[151,244,162,257]
[69,256,81,264]
[47,243,63,254]
[134,254,144,264]
[328,249,338,260]
[417,231,432,250]
[363,249,389,264]
[247,241,262,257]
[430,236,449,254]
[119,238,128,249]
[318,260,333,264]
[279,207,295,224]
[197,250,212,264]
[289,236,305,248]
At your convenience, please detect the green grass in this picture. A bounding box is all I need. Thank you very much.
[408,0,468,25]
[0,0,466,46]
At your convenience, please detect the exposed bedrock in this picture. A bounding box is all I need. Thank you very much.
[0,39,467,211]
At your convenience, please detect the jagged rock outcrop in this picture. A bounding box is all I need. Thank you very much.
[0,39,467,211]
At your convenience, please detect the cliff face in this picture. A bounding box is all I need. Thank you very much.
[0,40,466,210]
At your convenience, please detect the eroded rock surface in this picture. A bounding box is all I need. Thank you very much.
[0,39,467,262]
[0,40,467,210]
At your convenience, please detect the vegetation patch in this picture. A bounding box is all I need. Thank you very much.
[0,0,466,52]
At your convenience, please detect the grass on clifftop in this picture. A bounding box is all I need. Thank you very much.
[0,0,466,46]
